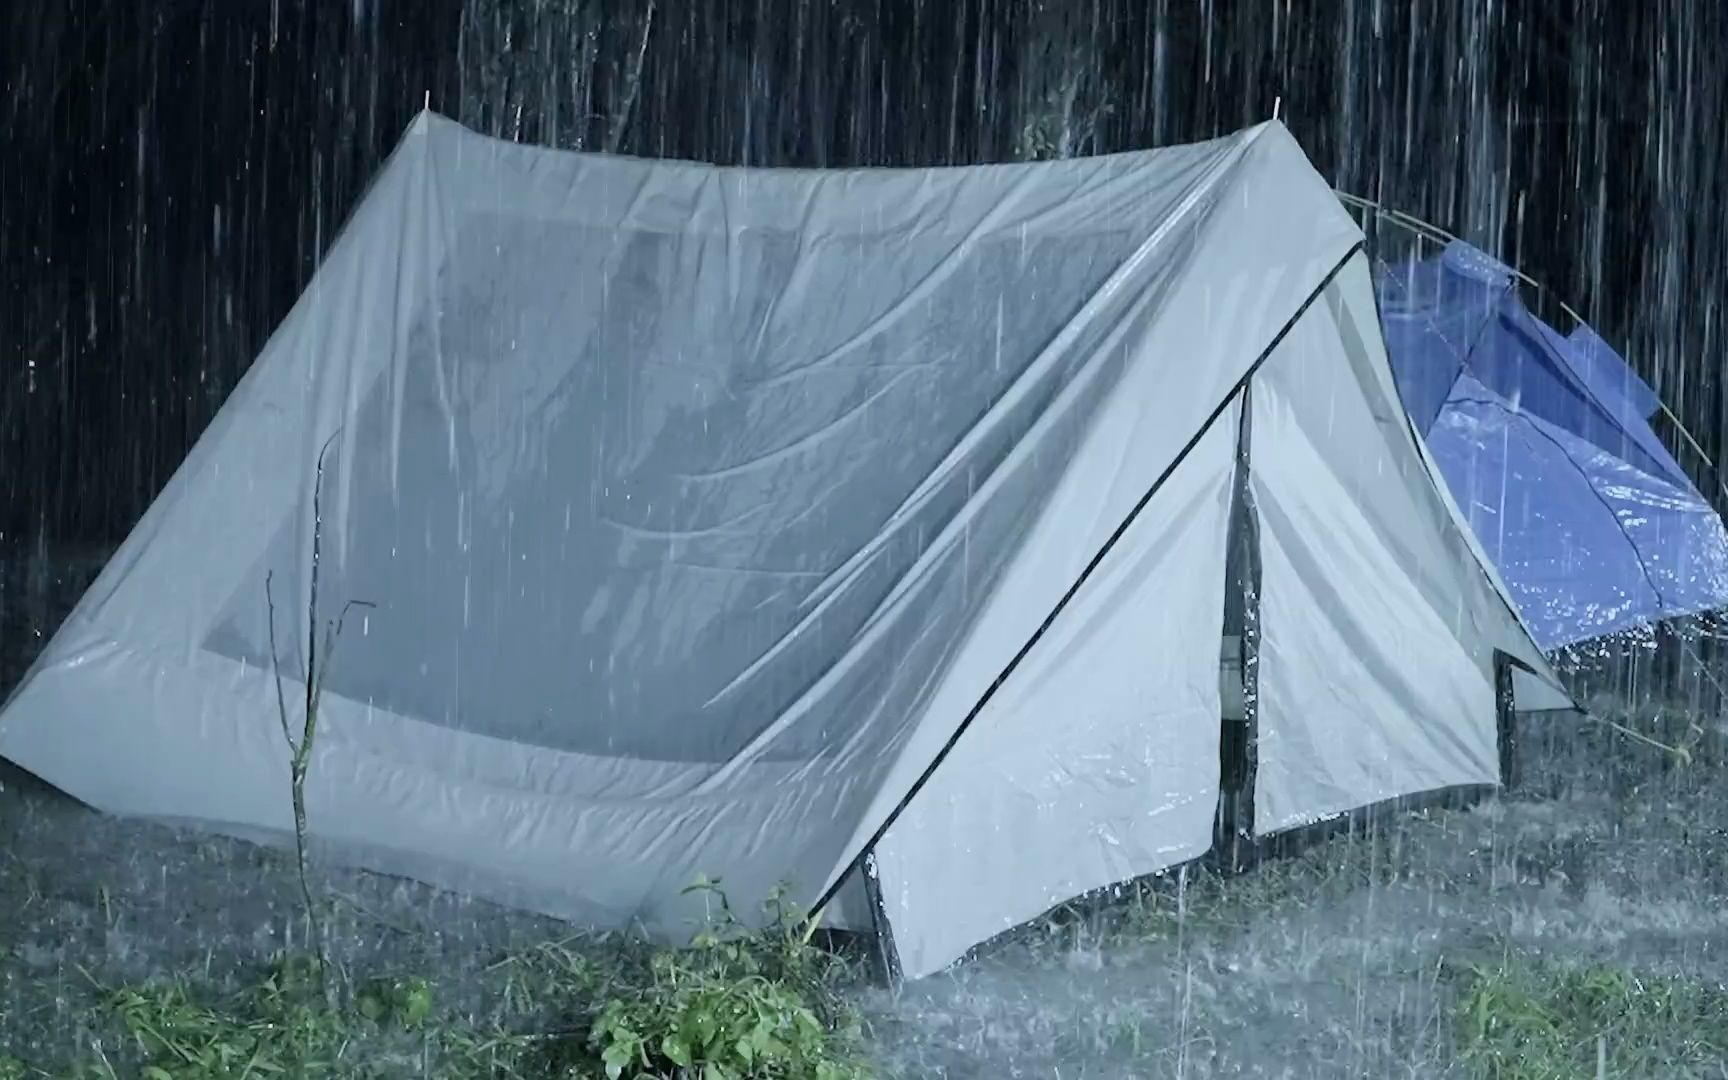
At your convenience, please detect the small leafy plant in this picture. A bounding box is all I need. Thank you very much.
[0,874,869,1078]
[587,878,869,1079]
[354,975,435,1029]
[104,953,353,1078]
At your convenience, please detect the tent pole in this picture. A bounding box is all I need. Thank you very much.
[1656,401,1724,484]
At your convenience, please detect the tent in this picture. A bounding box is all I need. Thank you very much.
[0,112,1575,981]
[1375,240,1728,652]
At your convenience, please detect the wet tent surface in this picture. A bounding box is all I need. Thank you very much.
[4,545,1727,1075]
[1374,241,1728,652]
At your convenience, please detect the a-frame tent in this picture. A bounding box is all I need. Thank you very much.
[0,112,1574,981]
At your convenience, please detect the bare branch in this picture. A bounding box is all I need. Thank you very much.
[264,571,298,756]
[304,428,344,726]
[310,599,376,717]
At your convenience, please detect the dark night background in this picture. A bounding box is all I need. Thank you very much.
[4,1,1725,546]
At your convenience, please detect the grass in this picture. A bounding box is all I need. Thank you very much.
[0,881,872,1079]
[1010,813,1424,960]
[5,790,1727,1078]
[895,703,1728,1076]
[1453,955,1728,1079]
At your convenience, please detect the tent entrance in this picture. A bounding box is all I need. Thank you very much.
[1208,366,1529,882]
[1202,257,1561,881]
[1214,382,1260,868]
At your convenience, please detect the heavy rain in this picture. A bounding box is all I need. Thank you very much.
[3,2,1728,1076]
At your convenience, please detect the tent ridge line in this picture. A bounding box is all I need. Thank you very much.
[812,239,1367,924]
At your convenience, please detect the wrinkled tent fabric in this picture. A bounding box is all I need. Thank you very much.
[0,112,1571,982]
[1377,241,1728,651]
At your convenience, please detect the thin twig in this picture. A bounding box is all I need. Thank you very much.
[304,435,339,748]
[266,429,352,997]
[265,571,296,756]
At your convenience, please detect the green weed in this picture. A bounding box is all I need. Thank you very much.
[1454,955,1728,1079]
[102,952,361,1078]
[1,877,870,1079]
[586,877,869,1079]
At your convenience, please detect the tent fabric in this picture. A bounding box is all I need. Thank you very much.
[1251,255,1554,832]
[1377,241,1728,650]
[852,125,1411,976]
[0,111,1572,982]
[873,403,1239,978]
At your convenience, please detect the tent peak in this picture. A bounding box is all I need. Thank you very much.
[403,105,458,138]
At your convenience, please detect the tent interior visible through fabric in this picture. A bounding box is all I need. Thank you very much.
[1368,235,1728,653]
[0,112,1578,981]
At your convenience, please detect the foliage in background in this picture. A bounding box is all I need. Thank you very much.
[1010,2,1112,161]
[457,0,655,153]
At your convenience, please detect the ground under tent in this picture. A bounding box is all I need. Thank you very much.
[0,111,1576,982]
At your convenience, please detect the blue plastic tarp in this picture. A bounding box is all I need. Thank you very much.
[1377,240,1728,651]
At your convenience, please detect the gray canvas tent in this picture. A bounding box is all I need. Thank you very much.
[0,111,1575,980]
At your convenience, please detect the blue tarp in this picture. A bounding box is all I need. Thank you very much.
[1376,240,1728,651]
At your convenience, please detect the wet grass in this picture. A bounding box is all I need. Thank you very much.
[856,703,1728,1077]
[1452,955,1728,1079]
[0,884,872,1078]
